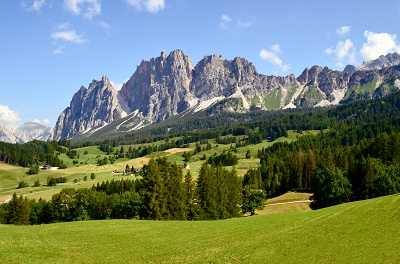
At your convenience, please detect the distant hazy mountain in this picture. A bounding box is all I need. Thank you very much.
[51,50,400,141]
[14,122,52,143]
[0,122,18,143]
[344,53,400,75]
[0,122,51,143]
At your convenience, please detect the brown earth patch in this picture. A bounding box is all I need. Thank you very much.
[0,195,12,204]
[164,148,192,154]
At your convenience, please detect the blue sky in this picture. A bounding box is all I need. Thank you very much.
[1,0,400,127]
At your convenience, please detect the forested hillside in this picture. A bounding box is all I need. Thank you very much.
[1,91,400,224]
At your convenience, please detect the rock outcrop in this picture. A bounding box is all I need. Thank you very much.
[51,75,128,140]
[51,50,400,140]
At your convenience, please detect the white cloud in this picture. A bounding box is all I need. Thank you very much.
[51,30,87,44]
[63,0,101,19]
[259,45,291,73]
[238,20,254,28]
[28,118,50,125]
[21,0,46,12]
[270,44,281,53]
[53,45,65,54]
[325,39,356,67]
[220,14,232,30]
[336,26,351,36]
[0,105,21,124]
[125,0,166,13]
[360,31,400,61]
[111,79,128,91]
[57,22,71,30]
[98,21,111,29]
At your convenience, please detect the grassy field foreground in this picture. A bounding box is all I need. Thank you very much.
[0,194,399,263]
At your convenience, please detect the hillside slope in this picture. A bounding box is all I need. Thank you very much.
[1,194,399,263]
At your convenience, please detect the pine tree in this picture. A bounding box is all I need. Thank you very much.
[140,158,166,220]
[8,193,31,225]
[166,162,187,220]
[183,171,197,220]
[197,163,218,219]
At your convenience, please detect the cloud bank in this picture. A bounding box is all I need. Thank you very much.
[125,0,166,13]
[360,31,400,61]
[0,105,21,124]
[63,0,101,19]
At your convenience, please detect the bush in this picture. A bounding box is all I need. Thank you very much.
[33,179,40,187]
[47,177,67,186]
[26,165,39,175]
[90,173,96,180]
[17,180,29,189]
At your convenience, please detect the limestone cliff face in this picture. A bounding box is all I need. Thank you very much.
[51,50,400,140]
[295,66,351,107]
[51,75,127,140]
[119,50,194,122]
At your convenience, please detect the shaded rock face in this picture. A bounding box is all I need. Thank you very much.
[190,55,258,99]
[119,50,194,122]
[51,75,127,140]
[297,66,350,95]
[51,50,400,140]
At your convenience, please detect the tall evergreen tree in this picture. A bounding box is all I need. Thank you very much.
[8,193,31,225]
[140,158,166,220]
[183,171,197,220]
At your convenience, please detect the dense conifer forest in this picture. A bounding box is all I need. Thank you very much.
[2,91,400,224]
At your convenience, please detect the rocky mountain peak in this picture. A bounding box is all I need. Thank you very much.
[297,65,323,85]
[344,52,400,75]
[118,49,194,122]
[0,121,51,143]
[14,122,51,142]
[50,50,400,141]
[51,75,127,140]
[0,122,17,143]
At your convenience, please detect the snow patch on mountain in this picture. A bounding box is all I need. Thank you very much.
[194,96,225,112]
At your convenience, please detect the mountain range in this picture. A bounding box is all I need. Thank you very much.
[0,122,51,143]
[2,51,400,143]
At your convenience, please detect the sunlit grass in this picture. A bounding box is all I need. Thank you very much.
[0,194,399,263]
[0,130,313,200]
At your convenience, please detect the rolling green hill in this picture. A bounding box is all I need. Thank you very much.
[0,194,399,263]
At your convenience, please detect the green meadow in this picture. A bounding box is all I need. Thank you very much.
[0,194,399,263]
[0,130,307,201]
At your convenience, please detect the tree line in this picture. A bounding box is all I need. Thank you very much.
[0,157,263,225]
[0,140,66,168]
[244,123,400,209]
